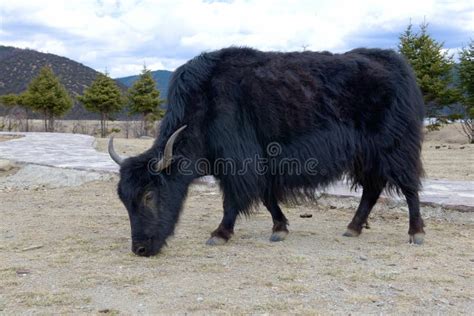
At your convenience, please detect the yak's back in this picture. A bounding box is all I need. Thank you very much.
[208,47,421,142]
[160,47,423,147]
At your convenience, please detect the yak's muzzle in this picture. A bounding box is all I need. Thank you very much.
[132,239,153,257]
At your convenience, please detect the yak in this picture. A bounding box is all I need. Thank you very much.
[109,47,425,257]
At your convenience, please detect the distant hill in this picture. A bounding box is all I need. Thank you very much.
[116,70,173,99]
[0,45,127,119]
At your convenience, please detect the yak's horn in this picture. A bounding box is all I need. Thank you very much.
[154,125,187,172]
[108,136,125,165]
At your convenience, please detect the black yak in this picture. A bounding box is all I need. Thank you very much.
[109,47,425,257]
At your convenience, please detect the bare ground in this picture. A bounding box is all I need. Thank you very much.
[0,179,473,314]
[422,143,474,181]
[0,123,472,314]
[0,135,23,143]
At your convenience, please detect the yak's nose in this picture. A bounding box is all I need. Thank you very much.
[132,240,152,257]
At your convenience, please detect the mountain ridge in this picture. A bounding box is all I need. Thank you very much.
[115,69,172,99]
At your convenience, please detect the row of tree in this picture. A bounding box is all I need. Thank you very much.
[0,65,164,137]
[0,21,473,141]
[78,66,164,137]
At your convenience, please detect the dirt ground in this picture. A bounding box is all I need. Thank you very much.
[0,179,473,314]
[0,135,22,142]
[95,123,474,181]
[0,123,472,314]
[422,142,474,181]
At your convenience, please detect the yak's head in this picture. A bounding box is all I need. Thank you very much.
[109,126,191,257]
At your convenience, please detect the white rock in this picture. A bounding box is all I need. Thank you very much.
[0,159,14,171]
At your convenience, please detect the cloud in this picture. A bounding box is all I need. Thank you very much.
[0,0,472,77]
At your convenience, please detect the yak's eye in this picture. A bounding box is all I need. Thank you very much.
[143,191,154,207]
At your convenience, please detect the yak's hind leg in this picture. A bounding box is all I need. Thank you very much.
[390,147,425,244]
[344,181,385,237]
[401,187,425,245]
[262,191,289,242]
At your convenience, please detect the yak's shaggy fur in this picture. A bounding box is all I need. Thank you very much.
[117,47,426,256]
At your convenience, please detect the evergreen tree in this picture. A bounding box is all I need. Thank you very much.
[0,93,20,107]
[127,65,165,136]
[458,40,474,143]
[398,21,459,128]
[78,72,123,137]
[0,93,31,131]
[22,66,73,132]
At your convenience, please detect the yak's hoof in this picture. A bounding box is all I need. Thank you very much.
[270,230,288,242]
[409,233,425,245]
[206,236,227,246]
[343,228,361,237]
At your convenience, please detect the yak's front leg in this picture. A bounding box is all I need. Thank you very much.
[206,197,239,246]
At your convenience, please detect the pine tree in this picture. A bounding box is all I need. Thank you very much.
[22,66,73,132]
[127,65,165,136]
[78,72,123,137]
[0,93,31,131]
[0,93,20,107]
[458,40,474,143]
[398,21,459,128]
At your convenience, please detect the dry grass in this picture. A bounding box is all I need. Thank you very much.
[0,135,23,142]
[0,117,148,138]
[0,180,472,314]
[0,122,472,313]
[424,123,470,144]
[422,141,474,180]
[94,137,154,157]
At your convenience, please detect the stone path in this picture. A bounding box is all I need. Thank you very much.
[0,132,473,208]
[0,132,118,173]
[325,179,474,210]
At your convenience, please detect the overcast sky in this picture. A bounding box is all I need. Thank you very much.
[1,0,473,78]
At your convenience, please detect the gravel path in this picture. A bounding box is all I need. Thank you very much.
[0,132,472,208]
[0,132,118,173]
